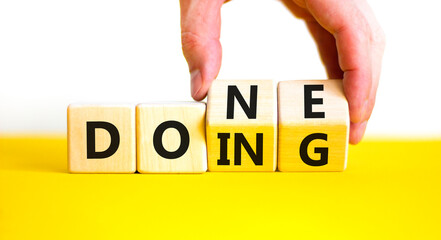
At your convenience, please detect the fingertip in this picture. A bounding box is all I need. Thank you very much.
[349,121,367,145]
[190,69,216,101]
[190,69,203,100]
[180,0,223,102]
[181,32,222,102]
[192,91,206,101]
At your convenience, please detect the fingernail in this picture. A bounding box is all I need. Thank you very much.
[190,69,201,99]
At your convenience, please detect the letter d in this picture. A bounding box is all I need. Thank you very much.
[87,121,120,159]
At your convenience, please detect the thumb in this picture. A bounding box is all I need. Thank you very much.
[180,0,224,101]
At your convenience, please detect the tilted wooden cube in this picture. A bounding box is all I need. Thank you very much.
[68,104,136,173]
[136,102,207,173]
[278,80,349,171]
[206,80,277,171]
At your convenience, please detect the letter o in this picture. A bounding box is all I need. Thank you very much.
[153,120,190,159]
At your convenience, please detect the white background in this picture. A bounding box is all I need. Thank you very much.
[0,0,440,136]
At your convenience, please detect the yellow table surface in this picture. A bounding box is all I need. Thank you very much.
[1,135,440,239]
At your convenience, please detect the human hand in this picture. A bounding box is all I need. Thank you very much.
[180,0,385,144]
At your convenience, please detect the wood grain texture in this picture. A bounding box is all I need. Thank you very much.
[136,102,207,173]
[206,80,277,171]
[68,104,136,173]
[278,80,349,171]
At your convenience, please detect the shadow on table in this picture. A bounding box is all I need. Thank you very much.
[0,135,68,173]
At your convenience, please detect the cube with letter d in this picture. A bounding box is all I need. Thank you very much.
[278,80,349,171]
[206,80,277,171]
[68,104,136,173]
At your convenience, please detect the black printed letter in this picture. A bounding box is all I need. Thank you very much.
[153,121,190,159]
[227,85,258,119]
[87,121,120,159]
[217,133,231,165]
[234,133,263,166]
[304,84,325,119]
[299,133,328,166]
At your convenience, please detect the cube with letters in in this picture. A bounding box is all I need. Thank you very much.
[68,104,136,173]
[136,102,207,173]
[278,80,349,171]
[206,80,277,171]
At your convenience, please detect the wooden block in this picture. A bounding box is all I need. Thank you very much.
[278,80,349,171]
[136,102,207,173]
[68,104,136,173]
[206,80,277,171]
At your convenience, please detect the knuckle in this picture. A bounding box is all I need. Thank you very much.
[181,32,206,52]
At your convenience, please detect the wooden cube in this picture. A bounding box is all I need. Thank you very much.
[136,102,207,173]
[68,104,136,173]
[278,80,349,171]
[206,80,277,171]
